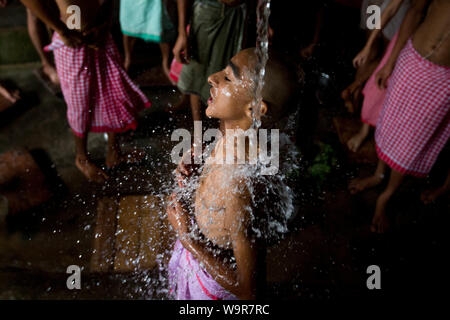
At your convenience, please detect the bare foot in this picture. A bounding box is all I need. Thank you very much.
[421,187,449,205]
[106,148,146,168]
[42,64,60,86]
[75,156,108,183]
[349,174,384,194]
[347,129,368,152]
[371,193,390,233]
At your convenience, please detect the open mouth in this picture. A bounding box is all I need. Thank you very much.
[208,88,216,104]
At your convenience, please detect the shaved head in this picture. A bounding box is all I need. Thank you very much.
[238,48,300,124]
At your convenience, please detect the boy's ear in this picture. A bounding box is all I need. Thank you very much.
[260,101,268,116]
[245,101,268,119]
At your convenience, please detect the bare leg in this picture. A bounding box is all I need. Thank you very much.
[421,169,450,204]
[105,132,145,168]
[27,9,59,86]
[347,123,370,152]
[159,42,175,85]
[74,134,108,183]
[371,169,405,233]
[122,35,136,72]
[349,159,387,194]
[342,39,381,113]
[190,94,202,122]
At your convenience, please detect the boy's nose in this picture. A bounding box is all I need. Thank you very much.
[208,72,219,87]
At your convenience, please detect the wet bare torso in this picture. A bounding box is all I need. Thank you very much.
[55,0,107,32]
[193,138,252,250]
[194,163,234,250]
[412,0,450,66]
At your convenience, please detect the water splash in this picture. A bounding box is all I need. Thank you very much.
[252,0,272,129]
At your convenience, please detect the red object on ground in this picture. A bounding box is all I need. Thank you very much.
[169,58,183,84]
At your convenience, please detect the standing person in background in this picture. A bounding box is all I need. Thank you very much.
[341,0,387,113]
[20,0,151,183]
[1,0,60,89]
[349,0,450,233]
[120,0,176,83]
[347,0,411,152]
[172,0,248,122]
[27,6,61,91]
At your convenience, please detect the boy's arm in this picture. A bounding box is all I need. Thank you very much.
[375,0,430,88]
[173,0,193,63]
[226,200,258,300]
[20,0,66,34]
[20,0,83,47]
[167,188,258,299]
[354,0,407,67]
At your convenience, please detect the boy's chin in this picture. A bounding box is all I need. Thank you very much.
[205,106,217,119]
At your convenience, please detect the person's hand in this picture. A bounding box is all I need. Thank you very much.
[300,43,316,59]
[353,46,371,68]
[59,28,84,48]
[167,193,190,238]
[375,62,394,89]
[176,145,201,188]
[82,22,110,49]
[173,32,189,64]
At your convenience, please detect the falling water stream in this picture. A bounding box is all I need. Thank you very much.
[252,0,272,129]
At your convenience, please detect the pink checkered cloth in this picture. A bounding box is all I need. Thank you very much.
[375,39,450,177]
[361,32,398,127]
[45,32,151,137]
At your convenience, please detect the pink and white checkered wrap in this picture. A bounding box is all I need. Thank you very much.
[375,39,450,177]
[45,32,151,137]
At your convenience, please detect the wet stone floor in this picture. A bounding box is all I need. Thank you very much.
[0,61,448,300]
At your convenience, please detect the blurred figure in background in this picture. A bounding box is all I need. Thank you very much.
[347,0,411,152]
[120,0,176,83]
[172,0,248,122]
[349,0,450,233]
[27,1,61,91]
[341,0,386,113]
[21,0,151,183]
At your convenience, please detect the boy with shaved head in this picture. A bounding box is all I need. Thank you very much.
[167,48,299,300]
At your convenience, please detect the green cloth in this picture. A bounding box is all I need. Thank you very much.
[177,0,246,103]
[120,0,175,43]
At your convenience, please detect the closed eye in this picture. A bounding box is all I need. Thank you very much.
[225,76,231,82]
